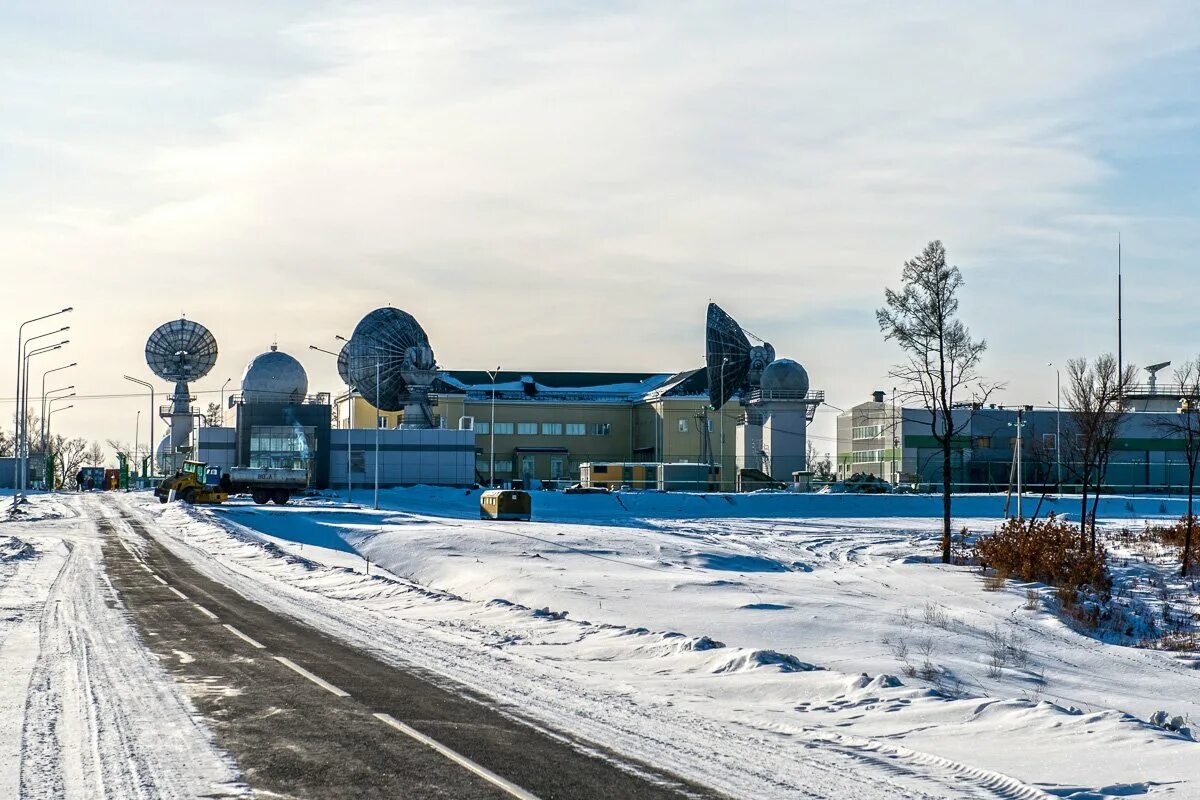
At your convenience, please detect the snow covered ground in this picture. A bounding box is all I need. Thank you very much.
[131,487,1200,799]
[0,492,244,798]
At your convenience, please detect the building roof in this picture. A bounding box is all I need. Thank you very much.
[436,370,687,402]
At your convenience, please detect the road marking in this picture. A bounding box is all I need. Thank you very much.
[274,657,350,697]
[168,586,188,600]
[151,574,168,585]
[373,713,542,800]
[138,563,155,575]
[192,603,219,621]
[223,624,266,650]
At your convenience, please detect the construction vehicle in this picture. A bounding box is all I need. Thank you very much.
[156,460,309,506]
[154,461,229,505]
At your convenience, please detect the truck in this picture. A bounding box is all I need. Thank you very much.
[155,461,309,506]
[219,466,309,505]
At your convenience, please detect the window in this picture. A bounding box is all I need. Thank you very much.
[493,422,514,435]
[475,421,489,435]
[249,425,317,470]
[706,419,714,432]
[517,422,537,435]
[494,459,513,472]
[592,464,609,474]
[1043,433,1057,449]
[974,436,992,449]
[350,451,365,475]
[851,449,884,463]
[678,419,689,433]
[377,416,388,429]
[852,424,883,440]
[591,423,611,436]
[566,423,586,436]
[541,422,563,435]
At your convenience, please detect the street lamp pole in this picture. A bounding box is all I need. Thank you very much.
[22,340,67,491]
[40,363,76,451]
[123,376,155,476]
[46,403,73,487]
[311,342,354,503]
[220,378,232,426]
[12,307,71,509]
[486,367,500,487]
[41,384,75,455]
[135,410,141,480]
[720,356,728,488]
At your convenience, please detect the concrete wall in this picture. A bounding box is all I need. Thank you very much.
[196,427,237,474]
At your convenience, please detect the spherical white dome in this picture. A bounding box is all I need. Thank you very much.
[241,346,309,404]
[760,358,809,396]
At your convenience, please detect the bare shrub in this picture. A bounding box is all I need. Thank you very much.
[1023,589,1040,610]
[977,515,1111,594]
[982,572,1007,592]
[922,602,955,630]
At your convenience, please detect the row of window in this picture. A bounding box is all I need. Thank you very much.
[851,449,885,463]
[852,424,884,440]
[475,422,611,436]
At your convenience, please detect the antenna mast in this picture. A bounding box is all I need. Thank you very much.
[1118,234,1123,404]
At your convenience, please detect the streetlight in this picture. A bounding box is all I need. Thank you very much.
[220,378,232,426]
[1048,362,1061,493]
[123,376,155,477]
[340,335,384,510]
[41,384,75,455]
[135,409,141,481]
[40,367,76,453]
[720,356,728,488]
[1008,409,1026,519]
[45,403,73,488]
[22,340,67,491]
[18,328,68,488]
[311,342,354,503]
[485,366,500,487]
[12,307,71,508]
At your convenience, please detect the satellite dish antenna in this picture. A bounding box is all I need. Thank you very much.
[705,303,776,409]
[705,303,753,409]
[345,307,430,412]
[1145,360,1172,393]
[145,318,218,382]
[336,341,351,386]
[144,318,218,474]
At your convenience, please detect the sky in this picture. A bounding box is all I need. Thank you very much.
[0,1,1197,458]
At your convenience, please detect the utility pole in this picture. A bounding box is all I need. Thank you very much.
[486,367,499,487]
[1117,234,1123,407]
[1009,409,1025,519]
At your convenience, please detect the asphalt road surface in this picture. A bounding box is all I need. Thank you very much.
[98,499,725,800]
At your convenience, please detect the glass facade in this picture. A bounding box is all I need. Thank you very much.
[249,425,317,470]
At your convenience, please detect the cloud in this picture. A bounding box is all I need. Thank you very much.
[0,1,1196,447]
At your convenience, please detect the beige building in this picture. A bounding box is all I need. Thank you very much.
[333,370,744,489]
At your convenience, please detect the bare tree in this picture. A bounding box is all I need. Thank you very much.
[204,402,222,427]
[50,435,89,490]
[806,441,835,482]
[877,240,998,563]
[85,441,106,468]
[1064,354,1136,552]
[1154,357,1200,575]
[0,427,13,458]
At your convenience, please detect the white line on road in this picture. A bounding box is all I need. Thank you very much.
[192,603,219,621]
[151,574,168,585]
[138,563,155,575]
[168,587,188,600]
[274,657,350,697]
[223,624,266,650]
[373,713,542,800]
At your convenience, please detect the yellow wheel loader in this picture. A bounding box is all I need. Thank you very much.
[154,460,228,505]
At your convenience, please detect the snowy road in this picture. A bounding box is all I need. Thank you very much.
[0,496,242,799]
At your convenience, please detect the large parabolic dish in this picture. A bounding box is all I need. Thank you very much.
[345,307,430,412]
[145,318,218,383]
[705,303,752,409]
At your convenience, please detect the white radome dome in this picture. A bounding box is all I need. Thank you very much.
[760,358,809,396]
[241,345,309,404]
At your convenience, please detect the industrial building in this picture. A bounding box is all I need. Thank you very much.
[837,381,1200,493]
